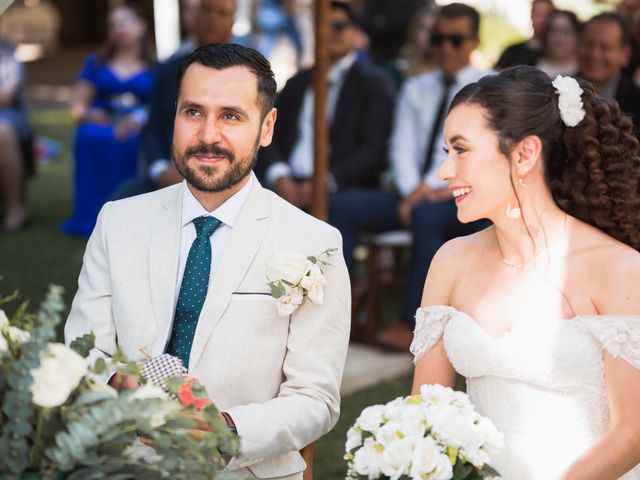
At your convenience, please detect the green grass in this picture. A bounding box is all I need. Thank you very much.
[0,107,412,479]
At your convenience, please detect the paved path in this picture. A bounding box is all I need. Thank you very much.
[340,344,413,395]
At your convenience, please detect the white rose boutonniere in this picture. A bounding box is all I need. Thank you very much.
[267,247,337,317]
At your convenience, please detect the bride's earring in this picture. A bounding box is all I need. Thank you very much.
[518,177,527,189]
[506,201,521,219]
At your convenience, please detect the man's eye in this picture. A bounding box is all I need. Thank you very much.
[222,113,239,120]
[455,146,466,154]
[186,108,199,116]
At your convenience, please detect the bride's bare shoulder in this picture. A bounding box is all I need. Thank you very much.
[573,222,640,314]
[429,227,493,277]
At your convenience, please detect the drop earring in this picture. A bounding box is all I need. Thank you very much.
[506,202,521,219]
[518,177,527,188]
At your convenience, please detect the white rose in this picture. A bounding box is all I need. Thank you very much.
[400,403,427,438]
[346,426,363,452]
[7,326,30,345]
[30,343,88,407]
[275,286,304,316]
[430,409,485,456]
[419,384,459,406]
[0,334,7,354]
[382,397,405,422]
[300,263,327,304]
[381,436,414,479]
[267,249,311,285]
[410,436,451,479]
[352,437,385,478]
[0,310,8,327]
[375,420,405,446]
[356,404,385,434]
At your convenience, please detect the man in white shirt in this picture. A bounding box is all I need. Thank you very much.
[65,44,350,480]
[376,3,491,350]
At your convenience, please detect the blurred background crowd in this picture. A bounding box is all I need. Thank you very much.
[1,0,639,353]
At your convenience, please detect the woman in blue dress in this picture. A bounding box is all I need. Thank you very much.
[63,3,155,236]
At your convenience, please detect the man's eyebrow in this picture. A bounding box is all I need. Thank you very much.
[177,100,203,110]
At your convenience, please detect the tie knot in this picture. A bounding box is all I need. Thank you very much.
[193,216,221,238]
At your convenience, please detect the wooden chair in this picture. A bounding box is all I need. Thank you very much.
[301,442,315,480]
[352,230,413,343]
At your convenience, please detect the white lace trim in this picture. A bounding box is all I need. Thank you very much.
[577,315,640,369]
[410,305,458,364]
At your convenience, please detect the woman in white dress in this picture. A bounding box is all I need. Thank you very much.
[411,65,640,479]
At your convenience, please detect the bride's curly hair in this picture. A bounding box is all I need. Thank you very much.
[449,66,640,251]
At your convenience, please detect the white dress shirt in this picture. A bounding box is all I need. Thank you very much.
[265,51,358,188]
[172,175,254,314]
[389,63,490,197]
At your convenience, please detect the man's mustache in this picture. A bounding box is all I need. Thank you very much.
[184,143,234,160]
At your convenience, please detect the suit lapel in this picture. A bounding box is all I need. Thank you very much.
[149,185,183,355]
[189,179,270,367]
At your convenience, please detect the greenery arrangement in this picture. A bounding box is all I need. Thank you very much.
[0,286,239,480]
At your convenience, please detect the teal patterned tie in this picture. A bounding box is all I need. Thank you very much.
[166,216,222,368]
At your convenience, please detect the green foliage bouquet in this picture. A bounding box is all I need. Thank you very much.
[0,286,239,480]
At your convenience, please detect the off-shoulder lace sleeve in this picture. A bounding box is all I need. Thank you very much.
[410,306,458,364]
[577,315,640,369]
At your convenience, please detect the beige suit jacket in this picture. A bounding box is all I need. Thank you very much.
[64,177,351,479]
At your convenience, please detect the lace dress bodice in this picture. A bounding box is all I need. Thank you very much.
[411,306,640,480]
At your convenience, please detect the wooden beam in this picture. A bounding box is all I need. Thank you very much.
[311,0,330,221]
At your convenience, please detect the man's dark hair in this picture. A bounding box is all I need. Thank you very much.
[437,3,480,37]
[177,43,277,118]
[331,0,356,23]
[584,12,630,47]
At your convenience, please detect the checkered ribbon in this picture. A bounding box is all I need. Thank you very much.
[140,353,187,398]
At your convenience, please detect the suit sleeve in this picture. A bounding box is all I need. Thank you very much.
[330,70,395,189]
[225,227,351,466]
[64,203,117,378]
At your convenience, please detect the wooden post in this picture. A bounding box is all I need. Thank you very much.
[311,0,330,221]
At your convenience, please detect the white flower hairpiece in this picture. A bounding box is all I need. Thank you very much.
[552,75,586,127]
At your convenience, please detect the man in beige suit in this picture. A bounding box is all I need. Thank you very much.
[64,44,351,479]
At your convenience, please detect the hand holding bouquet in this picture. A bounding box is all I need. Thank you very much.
[345,384,504,480]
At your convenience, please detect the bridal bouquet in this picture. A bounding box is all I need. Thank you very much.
[0,286,239,480]
[344,385,504,480]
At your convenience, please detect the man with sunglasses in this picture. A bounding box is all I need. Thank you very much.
[260,0,394,209]
[376,3,491,351]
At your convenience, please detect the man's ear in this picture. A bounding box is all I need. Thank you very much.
[512,135,543,178]
[260,108,277,147]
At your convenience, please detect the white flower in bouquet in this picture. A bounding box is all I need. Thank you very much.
[410,436,452,480]
[131,384,168,401]
[30,343,88,408]
[346,426,364,452]
[7,326,30,344]
[352,437,386,478]
[0,309,8,327]
[345,385,503,479]
[274,285,305,317]
[267,249,311,286]
[356,404,385,434]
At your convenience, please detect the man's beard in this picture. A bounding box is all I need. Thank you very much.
[172,137,260,193]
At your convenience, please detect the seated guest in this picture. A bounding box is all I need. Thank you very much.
[63,3,156,236]
[111,0,235,200]
[579,12,640,133]
[0,40,32,233]
[375,3,490,351]
[496,0,555,69]
[536,10,580,78]
[261,1,394,210]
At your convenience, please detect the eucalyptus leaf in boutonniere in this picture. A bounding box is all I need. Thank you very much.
[267,247,338,316]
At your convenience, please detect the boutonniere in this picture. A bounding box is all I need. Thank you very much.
[267,248,337,316]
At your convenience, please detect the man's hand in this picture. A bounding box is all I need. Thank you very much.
[108,373,140,392]
[157,165,184,188]
[398,183,430,227]
[275,176,302,206]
